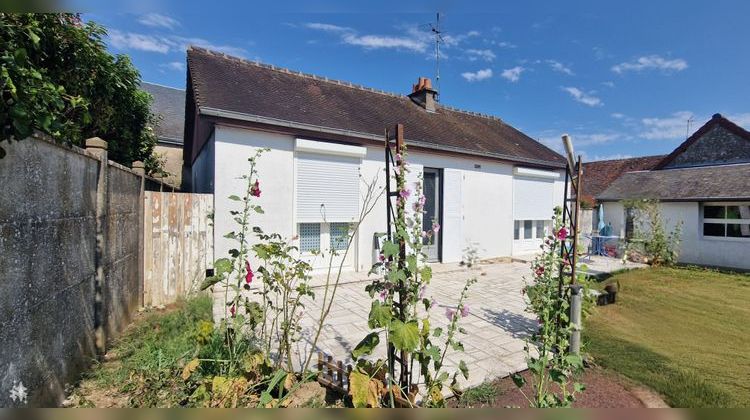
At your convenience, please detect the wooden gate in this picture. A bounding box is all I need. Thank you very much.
[143,192,213,306]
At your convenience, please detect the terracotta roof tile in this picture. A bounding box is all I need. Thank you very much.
[582,155,665,203]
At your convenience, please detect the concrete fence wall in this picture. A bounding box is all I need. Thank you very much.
[0,136,181,407]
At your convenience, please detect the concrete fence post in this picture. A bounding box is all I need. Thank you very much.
[569,284,583,355]
[86,137,108,356]
[132,161,146,307]
[131,160,145,176]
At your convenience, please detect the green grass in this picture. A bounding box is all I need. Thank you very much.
[81,295,214,406]
[459,382,498,407]
[586,267,750,407]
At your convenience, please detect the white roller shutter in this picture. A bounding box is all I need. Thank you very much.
[442,169,464,263]
[296,152,361,223]
[513,176,555,221]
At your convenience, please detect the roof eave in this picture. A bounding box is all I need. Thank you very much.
[199,106,566,169]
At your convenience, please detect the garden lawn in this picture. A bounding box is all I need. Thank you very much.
[586,267,750,408]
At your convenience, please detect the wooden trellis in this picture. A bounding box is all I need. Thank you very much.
[384,123,412,393]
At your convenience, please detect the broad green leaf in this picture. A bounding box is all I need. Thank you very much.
[352,332,380,359]
[382,241,400,258]
[420,266,432,283]
[228,194,241,201]
[389,320,420,352]
[458,360,469,379]
[214,258,233,277]
[432,327,443,338]
[199,276,222,291]
[511,373,526,388]
[423,345,440,360]
[368,301,392,329]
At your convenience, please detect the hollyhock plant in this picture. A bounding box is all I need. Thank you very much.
[250,180,261,197]
[445,307,456,321]
[399,188,411,199]
[245,261,254,284]
[556,227,568,240]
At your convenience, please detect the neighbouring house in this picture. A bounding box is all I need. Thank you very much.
[142,82,185,188]
[596,113,750,270]
[581,155,665,231]
[183,47,567,272]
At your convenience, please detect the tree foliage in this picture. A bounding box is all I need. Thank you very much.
[0,13,160,172]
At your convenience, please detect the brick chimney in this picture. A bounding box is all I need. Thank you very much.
[408,77,437,112]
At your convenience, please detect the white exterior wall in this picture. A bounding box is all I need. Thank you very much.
[206,125,564,272]
[602,200,750,270]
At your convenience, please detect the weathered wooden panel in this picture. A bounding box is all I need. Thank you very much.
[143,191,213,306]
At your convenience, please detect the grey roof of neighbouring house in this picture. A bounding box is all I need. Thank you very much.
[597,163,750,202]
[142,82,185,145]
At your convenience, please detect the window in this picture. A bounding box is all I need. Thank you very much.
[703,203,750,239]
[535,220,546,239]
[514,219,551,241]
[299,223,321,252]
[330,223,350,251]
[524,220,533,239]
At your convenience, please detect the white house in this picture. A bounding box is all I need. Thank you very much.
[183,47,567,272]
[597,114,750,271]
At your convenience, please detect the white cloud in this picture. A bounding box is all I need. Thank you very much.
[574,133,621,146]
[547,60,574,75]
[611,112,626,119]
[161,61,185,71]
[562,87,603,107]
[500,66,524,82]
[342,33,427,52]
[107,30,248,57]
[640,111,695,140]
[108,30,171,53]
[461,68,493,82]
[304,22,352,33]
[601,81,615,88]
[590,153,633,161]
[612,55,688,73]
[465,49,496,62]
[137,13,180,30]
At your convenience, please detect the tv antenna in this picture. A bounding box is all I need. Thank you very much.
[429,12,444,101]
[686,115,695,139]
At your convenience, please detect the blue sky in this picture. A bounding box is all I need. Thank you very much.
[80,0,750,161]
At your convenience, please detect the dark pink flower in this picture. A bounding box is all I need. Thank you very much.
[378,253,385,262]
[378,290,388,302]
[229,304,236,317]
[250,180,261,197]
[534,266,545,277]
[245,261,254,284]
[399,188,411,199]
[556,227,569,240]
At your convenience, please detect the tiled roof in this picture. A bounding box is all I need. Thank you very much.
[185,47,565,167]
[142,82,185,145]
[582,155,665,203]
[597,163,750,201]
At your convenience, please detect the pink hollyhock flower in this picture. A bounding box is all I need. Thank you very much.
[399,189,411,199]
[460,304,470,318]
[395,153,403,162]
[445,307,456,321]
[379,253,385,262]
[378,290,388,302]
[250,180,261,197]
[245,261,253,284]
[418,195,426,207]
[229,304,236,317]
[556,227,568,240]
[432,222,441,234]
[534,266,544,277]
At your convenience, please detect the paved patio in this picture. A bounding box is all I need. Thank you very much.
[292,255,646,390]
